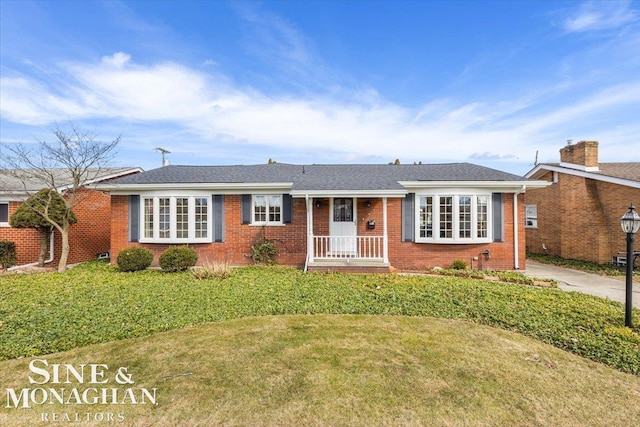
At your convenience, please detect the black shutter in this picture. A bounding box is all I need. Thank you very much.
[492,193,504,242]
[402,193,415,242]
[212,195,224,242]
[283,194,293,224]
[241,194,252,224]
[129,195,140,242]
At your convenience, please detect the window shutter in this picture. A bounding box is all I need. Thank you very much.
[212,195,225,242]
[241,194,252,224]
[402,193,415,242]
[283,194,293,224]
[492,193,504,242]
[129,195,140,242]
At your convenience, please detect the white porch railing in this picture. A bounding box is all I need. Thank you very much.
[313,236,384,260]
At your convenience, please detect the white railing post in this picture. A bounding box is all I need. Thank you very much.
[383,197,389,263]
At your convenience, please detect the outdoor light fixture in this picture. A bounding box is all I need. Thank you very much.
[315,199,322,208]
[366,200,372,208]
[620,204,640,328]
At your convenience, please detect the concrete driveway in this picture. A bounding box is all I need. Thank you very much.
[524,260,640,308]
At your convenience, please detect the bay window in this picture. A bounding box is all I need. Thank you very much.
[141,195,210,243]
[416,192,492,243]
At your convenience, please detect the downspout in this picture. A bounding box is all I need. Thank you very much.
[513,186,526,270]
[8,226,55,271]
[304,194,311,272]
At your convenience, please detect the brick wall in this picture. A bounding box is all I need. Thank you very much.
[525,172,640,264]
[111,194,525,271]
[111,195,309,268]
[387,194,525,271]
[0,189,112,266]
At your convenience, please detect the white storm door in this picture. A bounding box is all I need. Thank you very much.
[330,198,357,254]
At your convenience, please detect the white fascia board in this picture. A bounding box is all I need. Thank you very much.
[398,180,551,191]
[59,168,144,192]
[525,164,640,189]
[103,182,294,195]
[290,189,407,198]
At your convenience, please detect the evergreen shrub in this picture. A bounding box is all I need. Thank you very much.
[117,247,153,272]
[159,246,198,272]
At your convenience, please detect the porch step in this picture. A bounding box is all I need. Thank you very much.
[307,259,391,274]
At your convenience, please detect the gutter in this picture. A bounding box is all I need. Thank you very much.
[8,227,54,271]
[513,186,526,270]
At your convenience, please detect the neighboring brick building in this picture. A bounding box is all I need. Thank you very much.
[524,141,640,264]
[100,163,549,272]
[0,168,141,267]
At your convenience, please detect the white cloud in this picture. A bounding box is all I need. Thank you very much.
[1,52,639,172]
[101,52,131,68]
[563,0,638,33]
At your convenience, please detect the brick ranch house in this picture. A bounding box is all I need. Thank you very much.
[99,163,549,272]
[524,140,640,264]
[0,168,142,268]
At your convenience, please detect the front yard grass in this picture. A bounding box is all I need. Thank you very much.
[2,315,639,426]
[1,261,639,376]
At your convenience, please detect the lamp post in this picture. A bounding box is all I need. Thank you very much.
[620,204,640,327]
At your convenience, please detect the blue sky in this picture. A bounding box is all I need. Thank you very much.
[1,0,638,175]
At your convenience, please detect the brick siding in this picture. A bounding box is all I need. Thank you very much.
[526,175,640,263]
[526,140,639,264]
[111,194,525,271]
[0,189,112,266]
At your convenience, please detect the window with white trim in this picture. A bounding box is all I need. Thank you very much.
[141,196,210,243]
[0,202,8,226]
[253,195,282,225]
[416,193,492,243]
[525,205,538,228]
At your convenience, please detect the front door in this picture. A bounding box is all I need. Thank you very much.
[330,198,357,254]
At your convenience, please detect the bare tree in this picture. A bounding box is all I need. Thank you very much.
[0,122,120,272]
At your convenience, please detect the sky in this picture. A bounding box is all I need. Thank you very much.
[1,0,639,176]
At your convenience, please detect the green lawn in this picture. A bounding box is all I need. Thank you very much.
[1,261,639,375]
[2,315,639,427]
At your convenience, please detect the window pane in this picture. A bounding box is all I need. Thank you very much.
[144,198,154,238]
[525,205,538,228]
[334,198,353,222]
[0,203,8,223]
[419,197,433,238]
[195,197,208,238]
[159,198,170,238]
[176,198,189,238]
[477,196,488,238]
[459,196,472,238]
[269,195,281,222]
[439,196,453,238]
[254,196,266,222]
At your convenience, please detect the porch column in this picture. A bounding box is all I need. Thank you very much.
[383,197,389,263]
[306,196,314,263]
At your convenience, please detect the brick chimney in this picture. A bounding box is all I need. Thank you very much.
[559,140,599,171]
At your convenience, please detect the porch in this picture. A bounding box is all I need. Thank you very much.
[303,196,391,273]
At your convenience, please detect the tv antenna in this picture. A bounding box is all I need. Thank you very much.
[155,147,171,166]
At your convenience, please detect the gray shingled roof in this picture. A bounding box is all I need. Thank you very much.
[0,167,140,194]
[109,163,526,191]
[598,163,640,182]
